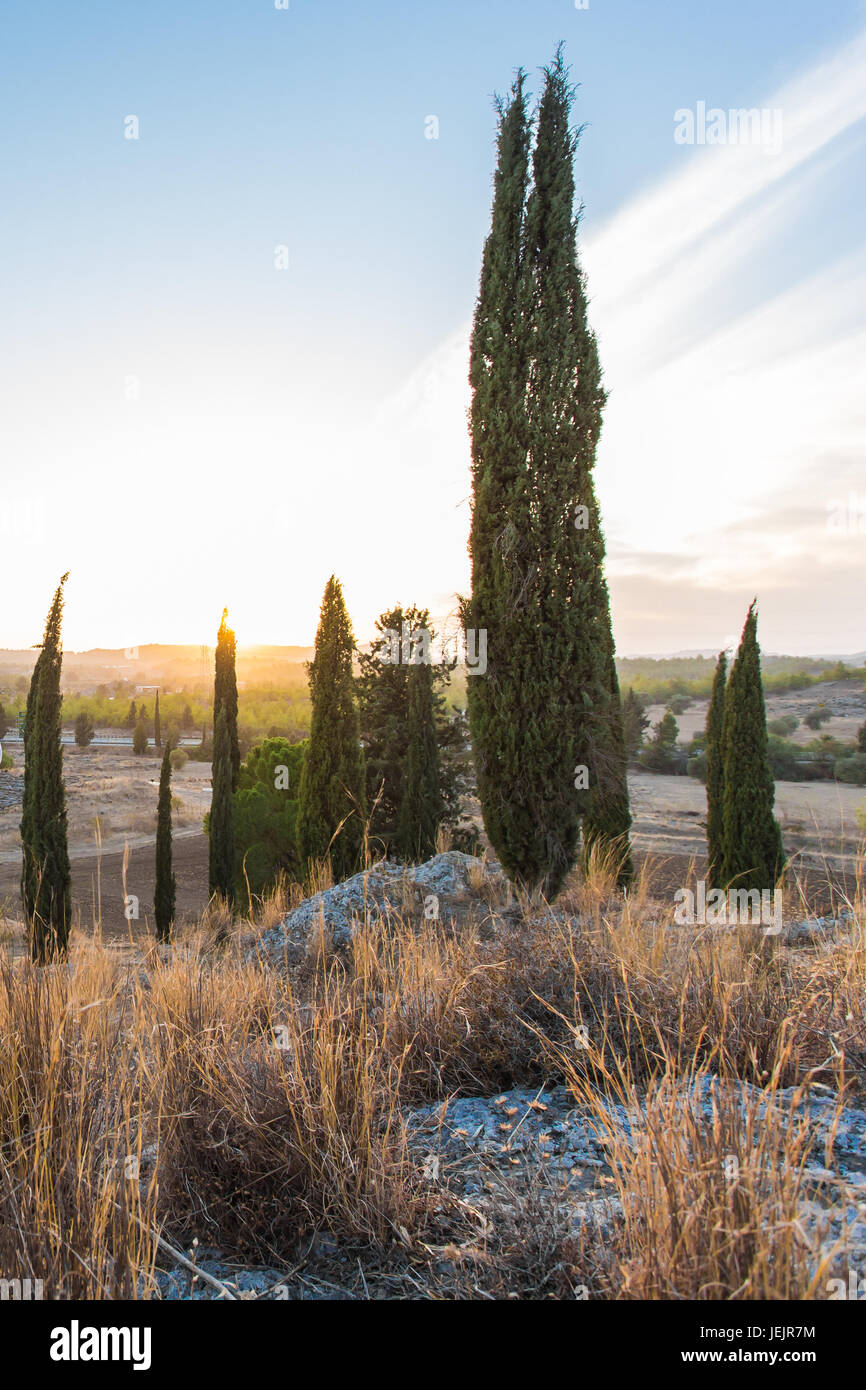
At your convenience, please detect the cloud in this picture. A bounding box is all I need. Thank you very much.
[367,24,866,654]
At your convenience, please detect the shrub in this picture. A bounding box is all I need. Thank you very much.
[74,712,95,748]
[834,754,866,785]
[803,705,832,730]
[169,748,188,773]
[768,715,799,736]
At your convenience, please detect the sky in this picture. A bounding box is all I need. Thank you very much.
[1,0,865,656]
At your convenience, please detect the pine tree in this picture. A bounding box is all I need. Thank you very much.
[154,742,176,941]
[209,706,236,903]
[720,603,784,892]
[622,688,650,759]
[20,574,71,962]
[357,604,459,855]
[154,690,161,750]
[705,650,727,889]
[396,659,446,863]
[214,609,240,792]
[297,576,366,881]
[467,51,625,898]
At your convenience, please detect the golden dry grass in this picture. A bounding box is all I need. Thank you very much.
[0,853,863,1298]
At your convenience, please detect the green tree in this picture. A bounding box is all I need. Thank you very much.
[0,703,8,739]
[214,609,240,792]
[125,699,137,728]
[357,605,461,856]
[297,576,366,881]
[582,642,633,883]
[233,737,306,897]
[396,659,445,863]
[74,711,95,748]
[720,603,784,892]
[466,52,625,898]
[154,690,161,750]
[154,743,176,942]
[132,718,148,755]
[641,711,679,773]
[705,651,728,889]
[209,706,236,903]
[20,574,71,962]
[857,720,866,753]
[621,688,650,759]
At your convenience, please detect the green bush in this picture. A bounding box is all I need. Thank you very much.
[169,747,188,773]
[0,752,12,771]
[834,754,866,786]
[803,705,832,731]
[233,737,307,897]
[768,715,799,736]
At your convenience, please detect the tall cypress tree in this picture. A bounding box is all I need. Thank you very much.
[467,51,625,899]
[209,706,236,903]
[297,576,366,881]
[214,609,240,792]
[154,690,162,751]
[396,659,446,864]
[720,603,784,892]
[20,574,72,962]
[154,742,176,941]
[705,650,728,889]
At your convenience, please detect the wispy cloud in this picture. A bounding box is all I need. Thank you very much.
[368,24,866,653]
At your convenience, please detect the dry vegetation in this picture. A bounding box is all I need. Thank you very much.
[1,854,864,1300]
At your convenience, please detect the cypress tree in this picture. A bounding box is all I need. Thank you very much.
[582,634,633,884]
[297,576,366,881]
[209,706,236,903]
[396,659,446,863]
[20,574,72,962]
[154,690,161,750]
[154,742,176,941]
[720,603,784,892]
[214,609,240,792]
[705,650,727,889]
[467,50,625,899]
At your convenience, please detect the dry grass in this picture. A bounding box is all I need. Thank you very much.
[0,853,863,1299]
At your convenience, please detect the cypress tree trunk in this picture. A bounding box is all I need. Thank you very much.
[20,574,72,962]
[720,603,784,892]
[214,609,240,792]
[705,650,728,889]
[154,690,161,751]
[154,743,176,941]
[209,706,236,903]
[396,660,445,863]
[297,576,366,882]
[467,51,626,899]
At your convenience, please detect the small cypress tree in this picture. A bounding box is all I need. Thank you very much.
[209,706,236,903]
[214,609,240,792]
[720,603,784,892]
[154,690,161,750]
[705,650,728,889]
[125,699,137,728]
[297,576,366,881]
[154,742,176,941]
[20,574,71,962]
[132,718,148,755]
[582,635,633,884]
[396,659,445,863]
[622,688,650,759]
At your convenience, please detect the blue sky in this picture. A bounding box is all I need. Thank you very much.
[2,0,865,653]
